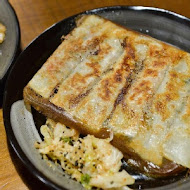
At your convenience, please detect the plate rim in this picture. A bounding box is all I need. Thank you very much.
[0,0,20,90]
[3,5,190,190]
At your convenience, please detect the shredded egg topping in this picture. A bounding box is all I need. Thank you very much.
[35,119,134,189]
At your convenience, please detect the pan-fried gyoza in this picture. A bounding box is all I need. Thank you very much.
[24,15,190,178]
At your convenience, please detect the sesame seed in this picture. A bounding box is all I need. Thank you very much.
[75,161,78,166]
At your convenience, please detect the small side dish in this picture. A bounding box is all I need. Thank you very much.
[35,119,134,189]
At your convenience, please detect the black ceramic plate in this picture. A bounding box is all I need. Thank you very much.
[3,6,190,190]
[0,0,20,103]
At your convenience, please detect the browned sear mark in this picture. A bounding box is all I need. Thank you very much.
[126,42,135,60]
[98,79,112,101]
[144,69,158,77]
[129,80,151,101]
[69,89,91,108]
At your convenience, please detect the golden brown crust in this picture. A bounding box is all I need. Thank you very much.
[23,15,190,177]
[23,86,110,139]
[23,85,185,177]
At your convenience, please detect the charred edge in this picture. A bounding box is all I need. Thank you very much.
[91,49,100,55]
[125,38,135,60]
[111,136,186,177]
[124,149,186,177]
[114,72,133,107]
[61,35,65,42]
[103,56,145,125]
[121,37,127,48]
[102,72,134,127]
[47,35,105,101]
[24,87,110,139]
[49,84,60,98]
[69,88,91,108]
[69,56,122,109]
[68,64,116,109]
[117,41,138,103]
[103,66,114,74]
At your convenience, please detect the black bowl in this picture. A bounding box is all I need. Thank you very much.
[3,6,190,190]
[0,0,20,105]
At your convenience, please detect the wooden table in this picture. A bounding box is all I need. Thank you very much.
[1,0,190,189]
